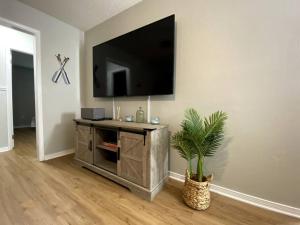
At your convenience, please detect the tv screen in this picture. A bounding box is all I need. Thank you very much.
[93,15,175,97]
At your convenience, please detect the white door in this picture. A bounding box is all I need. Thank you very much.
[0,45,10,152]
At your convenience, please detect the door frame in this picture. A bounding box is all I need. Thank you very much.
[0,16,45,161]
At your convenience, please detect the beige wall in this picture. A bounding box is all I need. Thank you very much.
[0,0,83,155]
[84,0,300,208]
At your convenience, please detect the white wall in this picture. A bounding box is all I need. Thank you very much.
[0,89,8,150]
[0,25,34,54]
[84,0,300,208]
[0,39,8,151]
[0,0,83,155]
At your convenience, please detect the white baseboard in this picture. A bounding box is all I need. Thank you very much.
[168,171,300,219]
[44,148,74,160]
[169,171,186,182]
[0,146,10,153]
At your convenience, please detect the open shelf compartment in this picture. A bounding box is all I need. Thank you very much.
[94,148,117,174]
[93,127,118,174]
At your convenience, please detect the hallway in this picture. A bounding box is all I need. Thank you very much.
[13,128,36,158]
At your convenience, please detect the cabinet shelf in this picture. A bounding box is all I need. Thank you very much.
[96,144,118,152]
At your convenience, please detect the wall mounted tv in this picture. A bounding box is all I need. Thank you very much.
[93,15,175,97]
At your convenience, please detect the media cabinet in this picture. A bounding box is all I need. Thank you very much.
[73,119,169,200]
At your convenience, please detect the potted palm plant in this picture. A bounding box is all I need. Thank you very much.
[171,108,227,210]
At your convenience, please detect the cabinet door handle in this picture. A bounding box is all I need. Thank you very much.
[88,140,92,151]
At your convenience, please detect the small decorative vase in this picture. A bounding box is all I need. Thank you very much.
[151,116,160,124]
[125,115,134,122]
[182,170,213,210]
[136,107,144,123]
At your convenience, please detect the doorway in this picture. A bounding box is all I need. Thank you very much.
[0,20,44,161]
[11,51,36,157]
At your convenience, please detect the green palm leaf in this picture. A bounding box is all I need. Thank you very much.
[202,111,228,157]
[171,108,228,182]
[171,130,196,175]
[171,131,195,161]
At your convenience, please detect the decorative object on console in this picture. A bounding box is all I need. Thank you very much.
[125,115,134,122]
[81,108,105,120]
[116,106,121,121]
[52,54,70,84]
[150,116,160,125]
[136,107,145,123]
[171,108,228,210]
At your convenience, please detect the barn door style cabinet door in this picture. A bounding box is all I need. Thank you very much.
[118,131,147,187]
[75,124,93,164]
[74,119,169,201]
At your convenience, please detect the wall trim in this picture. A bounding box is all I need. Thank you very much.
[44,148,74,160]
[0,146,10,153]
[168,171,300,219]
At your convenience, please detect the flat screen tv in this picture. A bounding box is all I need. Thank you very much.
[93,15,175,97]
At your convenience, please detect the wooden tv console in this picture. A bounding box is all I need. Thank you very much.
[74,119,169,201]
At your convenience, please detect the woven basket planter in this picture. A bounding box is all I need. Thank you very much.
[182,171,212,210]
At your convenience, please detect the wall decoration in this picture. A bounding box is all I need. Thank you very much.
[52,54,70,84]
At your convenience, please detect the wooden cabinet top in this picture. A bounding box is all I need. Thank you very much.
[74,119,167,131]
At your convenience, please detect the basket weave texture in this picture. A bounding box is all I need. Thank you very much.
[182,171,211,210]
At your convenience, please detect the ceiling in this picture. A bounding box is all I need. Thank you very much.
[17,0,142,31]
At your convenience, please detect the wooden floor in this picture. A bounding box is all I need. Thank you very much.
[0,128,299,225]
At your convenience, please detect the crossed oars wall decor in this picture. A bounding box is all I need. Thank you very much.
[52,54,71,85]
